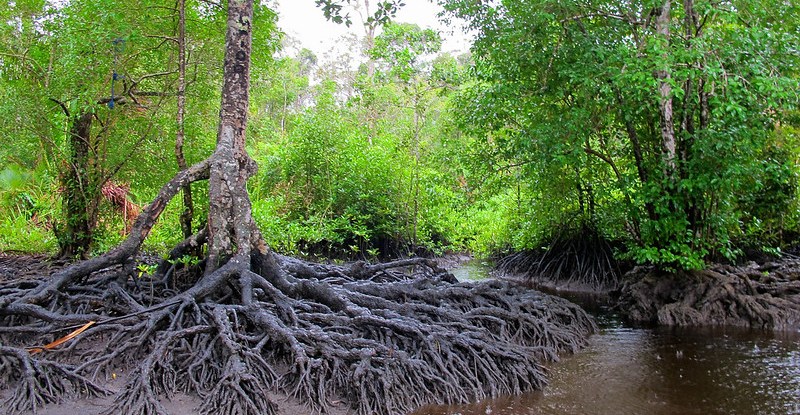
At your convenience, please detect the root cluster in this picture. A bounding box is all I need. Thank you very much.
[618,261,800,330]
[0,250,594,415]
[496,223,622,292]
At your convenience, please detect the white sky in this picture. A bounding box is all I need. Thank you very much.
[273,0,471,60]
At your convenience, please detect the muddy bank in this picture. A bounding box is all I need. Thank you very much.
[512,273,616,301]
[495,249,800,331]
[493,260,619,306]
[432,252,475,270]
[617,261,800,331]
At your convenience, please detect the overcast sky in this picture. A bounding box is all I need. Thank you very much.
[274,0,471,60]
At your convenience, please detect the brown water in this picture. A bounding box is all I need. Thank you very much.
[415,265,800,415]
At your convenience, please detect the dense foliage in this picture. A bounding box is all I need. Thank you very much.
[2,0,799,270]
[442,0,800,268]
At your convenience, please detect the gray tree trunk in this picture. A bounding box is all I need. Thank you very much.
[205,0,259,274]
[656,0,676,178]
[175,0,194,239]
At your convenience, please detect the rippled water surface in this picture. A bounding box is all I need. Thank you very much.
[414,266,800,415]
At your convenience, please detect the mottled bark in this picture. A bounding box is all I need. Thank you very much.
[58,112,95,259]
[206,0,258,274]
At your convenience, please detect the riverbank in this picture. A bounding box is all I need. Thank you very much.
[618,261,800,331]
[498,255,800,332]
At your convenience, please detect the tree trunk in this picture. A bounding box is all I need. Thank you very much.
[175,0,194,240]
[205,0,258,274]
[58,111,95,259]
[656,0,676,179]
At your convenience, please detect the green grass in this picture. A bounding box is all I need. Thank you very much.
[0,214,57,254]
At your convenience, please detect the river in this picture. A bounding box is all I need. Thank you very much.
[413,261,800,415]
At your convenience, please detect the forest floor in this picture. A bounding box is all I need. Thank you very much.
[0,254,211,415]
[0,376,341,415]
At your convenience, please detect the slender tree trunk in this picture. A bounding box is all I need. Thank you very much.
[205,0,257,274]
[575,167,585,215]
[175,0,194,239]
[681,0,702,232]
[59,112,95,258]
[656,0,676,179]
[615,89,656,224]
[363,0,377,77]
[615,90,649,184]
[410,97,423,252]
[281,78,287,134]
[362,0,378,144]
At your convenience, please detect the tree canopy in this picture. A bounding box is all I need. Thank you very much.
[441,0,800,268]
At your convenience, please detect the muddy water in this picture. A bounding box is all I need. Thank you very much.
[414,266,800,415]
[446,258,494,281]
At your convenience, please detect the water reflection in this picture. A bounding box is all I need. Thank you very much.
[413,310,800,415]
[448,259,493,281]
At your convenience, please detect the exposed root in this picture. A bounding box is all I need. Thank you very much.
[618,261,800,330]
[497,222,622,292]
[0,251,594,415]
[196,307,278,415]
[0,346,109,413]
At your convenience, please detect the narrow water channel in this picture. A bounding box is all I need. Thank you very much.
[413,262,800,415]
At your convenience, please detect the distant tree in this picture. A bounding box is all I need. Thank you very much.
[369,22,443,249]
[0,0,194,257]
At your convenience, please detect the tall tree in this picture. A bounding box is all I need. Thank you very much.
[0,0,226,257]
[0,2,593,415]
[175,0,195,239]
[370,22,443,250]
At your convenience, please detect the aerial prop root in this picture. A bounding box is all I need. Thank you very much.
[0,159,595,415]
[1,249,595,415]
[0,345,109,413]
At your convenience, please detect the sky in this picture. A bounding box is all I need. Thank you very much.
[273,0,471,61]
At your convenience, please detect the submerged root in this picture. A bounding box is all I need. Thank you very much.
[0,251,595,415]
